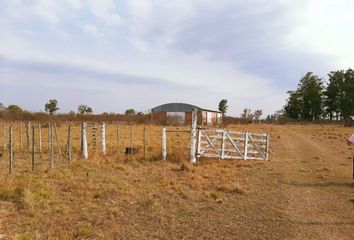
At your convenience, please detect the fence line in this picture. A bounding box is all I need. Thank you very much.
[0,121,193,173]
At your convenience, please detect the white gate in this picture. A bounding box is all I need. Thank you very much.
[196,128,269,160]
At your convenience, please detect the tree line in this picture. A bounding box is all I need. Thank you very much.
[283,69,354,121]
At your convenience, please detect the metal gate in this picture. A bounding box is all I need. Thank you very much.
[196,128,269,160]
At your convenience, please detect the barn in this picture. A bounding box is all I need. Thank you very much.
[151,103,222,125]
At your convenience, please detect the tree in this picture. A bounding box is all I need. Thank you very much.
[45,99,59,115]
[324,70,344,120]
[125,109,136,115]
[253,109,263,123]
[323,69,354,120]
[218,99,228,116]
[284,72,324,120]
[241,108,251,119]
[341,69,354,118]
[7,105,23,112]
[298,72,324,120]
[78,105,93,114]
[284,91,303,119]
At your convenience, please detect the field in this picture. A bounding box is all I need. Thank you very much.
[0,123,353,239]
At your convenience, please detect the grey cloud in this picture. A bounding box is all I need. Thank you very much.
[169,2,334,88]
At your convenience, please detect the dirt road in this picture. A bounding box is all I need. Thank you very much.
[240,125,354,240]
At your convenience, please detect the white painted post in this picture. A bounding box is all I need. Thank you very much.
[197,128,202,157]
[9,126,13,173]
[101,122,106,155]
[221,130,226,159]
[82,122,88,160]
[162,128,167,161]
[190,108,197,164]
[265,133,270,161]
[243,132,249,160]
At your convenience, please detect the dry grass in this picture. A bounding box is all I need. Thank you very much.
[0,123,353,239]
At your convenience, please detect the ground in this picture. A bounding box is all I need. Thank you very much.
[0,124,353,239]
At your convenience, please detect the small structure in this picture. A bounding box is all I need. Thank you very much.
[344,116,354,127]
[151,103,222,125]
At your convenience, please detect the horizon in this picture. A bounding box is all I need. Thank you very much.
[1,0,353,116]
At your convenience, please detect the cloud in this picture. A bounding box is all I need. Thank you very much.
[88,0,122,25]
[82,24,99,36]
[1,0,353,116]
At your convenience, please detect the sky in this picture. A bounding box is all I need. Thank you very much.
[0,0,353,116]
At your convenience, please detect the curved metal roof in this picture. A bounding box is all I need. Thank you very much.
[151,103,220,113]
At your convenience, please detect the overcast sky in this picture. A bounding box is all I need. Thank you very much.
[0,0,353,116]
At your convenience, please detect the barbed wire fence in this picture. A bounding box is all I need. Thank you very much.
[0,121,191,174]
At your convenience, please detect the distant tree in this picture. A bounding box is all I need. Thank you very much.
[284,72,324,120]
[7,104,22,112]
[218,99,228,116]
[299,72,324,120]
[78,105,93,114]
[341,69,354,118]
[241,108,251,119]
[45,99,59,115]
[253,109,263,123]
[324,70,344,120]
[125,109,136,115]
[284,91,303,119]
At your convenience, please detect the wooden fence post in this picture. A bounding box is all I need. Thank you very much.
[162,127,167,161]
[92,123,97,154]
[116,125,119,153]
[190,108,197,164]
[67,124,72,162]
[49,124,54,169]
[101,122,106,155]
[26,121,31,152]
[82,122,88,160]
[32,126,35,171]
[143,127,146,158]
[3,123,6,151]
[54,124,62,160]
[243,132,249,160]
[130,127,133,156]
[9,126,13,173]
[19,122,22,151]
[38,123,42,155]
[48,123,50,154]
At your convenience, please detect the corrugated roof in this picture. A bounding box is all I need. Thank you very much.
[151,103,221,113]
